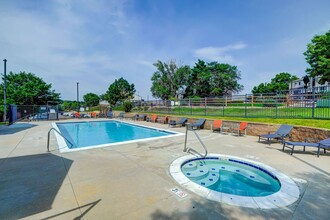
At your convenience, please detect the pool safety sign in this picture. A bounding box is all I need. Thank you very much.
[170,187,188,198]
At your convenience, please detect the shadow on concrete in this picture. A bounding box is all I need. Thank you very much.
[289,171,330,220]
[149,197,295,220]
[0,123,37,135]
[41,199,101,220]
[290,154,330,176]
[0,153,73,219]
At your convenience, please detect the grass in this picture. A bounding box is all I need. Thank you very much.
[142,107,330,129]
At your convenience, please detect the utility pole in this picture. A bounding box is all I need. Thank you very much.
[3,59,7,123]
[77,82,79,112]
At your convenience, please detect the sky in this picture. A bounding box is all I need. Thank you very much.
[0,0,329,101]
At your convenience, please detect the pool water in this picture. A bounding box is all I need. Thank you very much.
[181,158,281,197]
[56,120,176,149]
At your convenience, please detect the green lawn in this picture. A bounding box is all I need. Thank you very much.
[146,106,330,129]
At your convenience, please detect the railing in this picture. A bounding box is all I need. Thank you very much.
[132,86,330,119]
[47,128,74,152]
[183,124,208,158]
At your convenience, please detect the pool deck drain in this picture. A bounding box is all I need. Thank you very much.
[0,119,329,219]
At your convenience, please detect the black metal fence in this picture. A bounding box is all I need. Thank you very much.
[132,86,330,119]
[6,105,60,123]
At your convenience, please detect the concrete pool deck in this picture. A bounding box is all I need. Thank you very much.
[0,119,329,219]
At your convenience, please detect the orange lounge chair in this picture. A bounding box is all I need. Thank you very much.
[158,116,169,124]
[91,112,97,118]
[150,114,158,123]
[75,112,81,118]
[233,122,248,136]
[212,120,223,132]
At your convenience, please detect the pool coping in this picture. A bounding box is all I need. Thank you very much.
[169,154,300,209]
[52,119,184,153]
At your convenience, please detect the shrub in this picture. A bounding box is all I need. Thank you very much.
[123,101,133,112]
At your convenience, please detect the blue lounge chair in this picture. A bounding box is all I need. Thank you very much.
[107,111,113,118]
[258,124,293,145]
[135,114,147,121]
[283,138,330,157]
[169,117,187,127]
[188,119,206,130]
[118,112,124,119]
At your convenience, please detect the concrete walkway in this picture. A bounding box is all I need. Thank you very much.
[0,120,329,220]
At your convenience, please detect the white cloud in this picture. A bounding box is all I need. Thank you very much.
[194,43,247,64]
[0,0,139,100]
[135,60,154,68]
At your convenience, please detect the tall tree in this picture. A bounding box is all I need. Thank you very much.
[0,71,60,105]
[83,93,100,107]
[150,60,189,100]
[208,62,243,96]
[304,30,330,84]
[251,72,298,94]
[190,60,211,97]
[185,60,243,97]
[104,77,135,105]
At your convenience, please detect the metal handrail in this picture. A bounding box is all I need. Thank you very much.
[183,123,208,158]
[47,128,74,152]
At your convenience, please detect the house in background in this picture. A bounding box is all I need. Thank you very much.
[289,76,329,95]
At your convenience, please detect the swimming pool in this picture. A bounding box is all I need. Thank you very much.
[53,120,182,152]
[170,154,300,209]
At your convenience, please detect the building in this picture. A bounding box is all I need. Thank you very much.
[289,76,329,95]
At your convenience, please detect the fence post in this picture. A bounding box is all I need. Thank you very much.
[244,94,247,117]
[204,98,207,116]
[276,91,278,119]
[223,96,226,117]
[312,87,315,118]
[190,98,192,115]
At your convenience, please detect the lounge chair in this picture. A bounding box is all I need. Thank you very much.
[107,111,113,118]
[136,114,147,121]
[149,114,158,123]
[188,119,206,130]
[118,112,124,120]
[91,112,97,118]
[169,117,187,127]
[158,116,169,124]
[211,120,223,133]
[232,122,248,136]
[131,114,139,120]
[283,138,330,157]
[75,112,81,118]
[258,124,293,145]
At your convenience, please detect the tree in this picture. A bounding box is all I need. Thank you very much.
[104,77,135,106]
[83,93,100,107]
[304,30,330,84]
[208,62,243,96]
[150,60,190,100]
[0,71,60,105]
[252,83,269,94]
[251,72,298,94]
[185,60,243,98]
[189,60,211,97]
[303,75,310,89]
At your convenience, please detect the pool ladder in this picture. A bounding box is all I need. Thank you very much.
[47,128,74,152]
[183,124,208,158]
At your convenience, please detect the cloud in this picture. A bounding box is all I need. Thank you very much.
[0,0,136,100]
[135,60,154,68]
[194,43,247,64]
